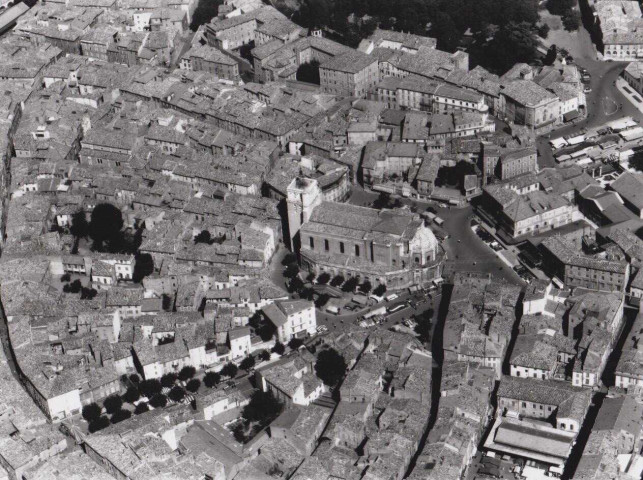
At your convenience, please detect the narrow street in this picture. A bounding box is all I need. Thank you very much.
[562,307,638,479]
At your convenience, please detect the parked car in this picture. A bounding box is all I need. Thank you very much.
[385,293,399,302]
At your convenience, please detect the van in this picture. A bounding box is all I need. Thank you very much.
[385,293,399,302]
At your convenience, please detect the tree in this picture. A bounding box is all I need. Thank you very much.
[544,44,557,65]
[168,386,186,402]
[562,10,581,31]
[204,371,221,388]
[88,415,110,433]
[221,362,238,378]
[315,348,347,387]
[316,272,331,285]
[129,374,140,384]
[315,294,330,308]
[547,0,576,15]
[63,279,82,294]
[133,253,154,283]
[330,275,344,287]
[186,378,201,392]
[190,0,223,31]
[359,281,372,294]
[161,372,177,388]
[162,294,173,311]
[485,22,539,74]
[139,379,162,398]
[537,23,550,38]
[178,366,196,382]
[288,338,304,350]
[241,390,283,424]
[60,273,71,282]
[342,277,359,292]
[134,402,150,415]
[288,276,304,294]
[70,209,89,239]
[259,350,271,362]
[272,342,285,355]
[82,402,102,423]
[300,287,315,300]
[194,230,213,245]
[80,287,97,300]
[149,393,167,408]
[296,60,321,84]
[89,203,123,251]
[240,356,256,371]
[110,409,132,424]
[122,386,140,404]
[103,395,123,415]
[373,284,387,296]
[282,252,298,266]
[284,263,300,279]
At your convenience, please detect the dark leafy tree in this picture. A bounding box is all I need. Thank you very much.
[134,402,149,415]
[288,338,304,350]
[282,252,298,266]
[544,44,557,65]
[194,230,214,244]
[284,263,300,279]
[70,209,89,239]
[63,279,82,294]
[110,409,132,424]
[241,390,283,424]
[149,393,167,408]
[288,276,304,294]
[373,284,387,296]
[330,275,344,287]
[547,0,576,15]
[315,348,347,387]
[162,294,173,311]
[342,277,359,292]
[562,10,581,31]
[168,386,186,402]
[204,371,221,388]
[359,281,372,294]
[186,378,201,392]
[88,415,110,433]
[272,342,285,355]
[315,294,330,308]
[103,395,123,415]
[190,0,223,31]
[259,350,271,362]
[60,273,71,282]
[161,372,177,388]
[129,374,140,384]
[122,386,140,404]
[300,287,315,300]
[89,203,123,251]
[133,253,154,282]
[484,22,539,74]
[139,379,162,398]
[537,23,550,38]
[178,366,196,382]
[316,272,331,285]
[82,402,102,423]
[240,356,256,371]
[221,362,238,378]
[80,287,97,300]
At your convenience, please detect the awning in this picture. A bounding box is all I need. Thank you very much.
[564,110,580,122]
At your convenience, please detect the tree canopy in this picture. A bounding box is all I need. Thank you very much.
[315,348,347,386]
[89,203,123,250]
[241,390,283,424]
[204,371,221,388]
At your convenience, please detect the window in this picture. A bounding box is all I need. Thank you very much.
[340,242,344,254]
[309,237,314,248]
[324,239,329,251]
[355,245,360,257]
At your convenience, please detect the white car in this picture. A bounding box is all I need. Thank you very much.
[385,293,399,302]
[316,325,328,333]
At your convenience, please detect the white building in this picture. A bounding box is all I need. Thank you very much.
[262,300,316,343]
